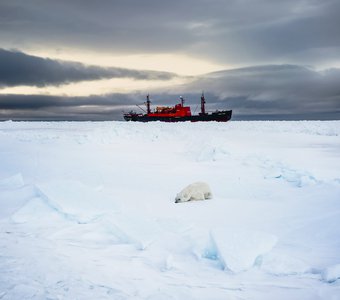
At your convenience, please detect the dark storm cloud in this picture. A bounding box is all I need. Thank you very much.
[0,93,132,109]
[0,49,176,87]
[1,0,340,66]
[214,0,340,65]
[0,93,140,121]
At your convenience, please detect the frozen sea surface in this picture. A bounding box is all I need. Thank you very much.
[0,121,340,299]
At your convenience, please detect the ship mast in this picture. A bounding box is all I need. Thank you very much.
[146,94,151,114]
[201,92,206,115]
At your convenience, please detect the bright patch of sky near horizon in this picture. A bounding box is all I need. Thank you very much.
[27,49,228,76]
[0,77,193,97]
[0,49,227,96]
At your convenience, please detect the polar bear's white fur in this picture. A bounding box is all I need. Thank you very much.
[175,182,212,203]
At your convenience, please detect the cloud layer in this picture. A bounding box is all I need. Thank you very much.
[0,93,137,121]
[1,0,340,67]
[0,49,176,87]
[1,64,340,120]
[170,64,339,120]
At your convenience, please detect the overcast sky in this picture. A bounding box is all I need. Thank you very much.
[0,0,340,120]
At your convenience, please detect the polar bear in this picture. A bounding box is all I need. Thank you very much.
[175,182,212,203]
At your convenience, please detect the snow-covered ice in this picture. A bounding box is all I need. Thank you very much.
[210,228,278,273]
[0,120,340,299]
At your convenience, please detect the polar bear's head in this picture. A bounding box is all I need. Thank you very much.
[175,192,190,203]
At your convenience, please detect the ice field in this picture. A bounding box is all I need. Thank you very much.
[0,120,340,299]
